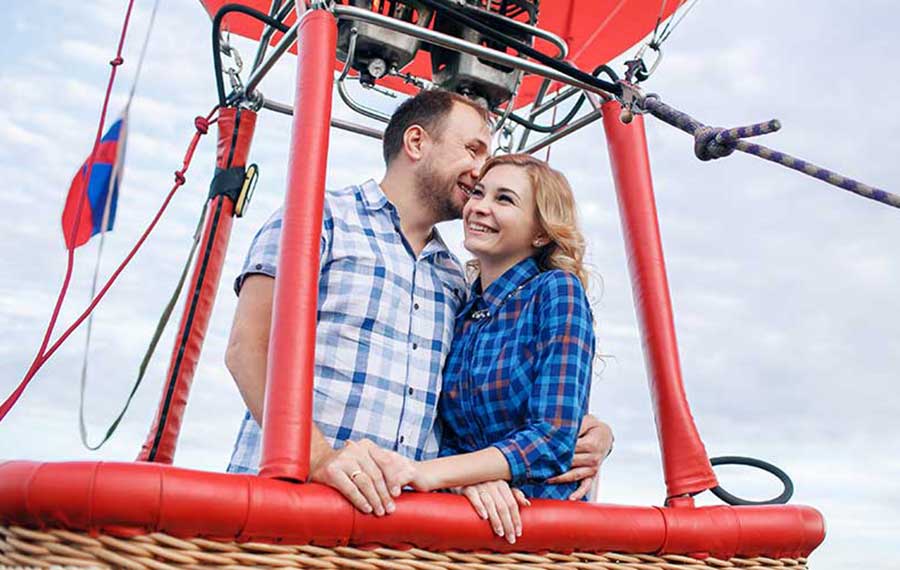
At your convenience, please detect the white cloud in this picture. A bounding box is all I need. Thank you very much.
[0,118,51,149]
[59,39,111,66]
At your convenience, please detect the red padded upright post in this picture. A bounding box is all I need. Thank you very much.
[259,8,336,481]
[138,107,258,463]
[601,101,718,499]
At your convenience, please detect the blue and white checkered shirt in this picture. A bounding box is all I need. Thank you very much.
[227,180,466,473]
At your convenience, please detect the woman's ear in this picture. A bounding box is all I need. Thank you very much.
[532,234,550,248]
[403,124,428,162]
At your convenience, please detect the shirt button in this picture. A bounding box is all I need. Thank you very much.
[255,263,263,270]
[399,435,405,444]
[412,343,418,350]
[408,387,414,395]
[414,303,420,310]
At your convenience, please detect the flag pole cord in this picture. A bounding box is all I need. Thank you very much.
[127,0,161,104]
[79,0,162,449]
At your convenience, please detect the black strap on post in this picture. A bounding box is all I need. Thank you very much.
[208,166,245,202]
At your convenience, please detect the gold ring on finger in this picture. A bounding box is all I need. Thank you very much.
[350,469,363,481]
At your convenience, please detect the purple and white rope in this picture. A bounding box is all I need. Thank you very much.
[640,94,899,210]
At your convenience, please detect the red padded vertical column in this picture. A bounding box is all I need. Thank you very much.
[601,101,718,499]
[138,108,257,463]
[259,8,336,481]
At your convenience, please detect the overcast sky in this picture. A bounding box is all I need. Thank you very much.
[1,1,898,568]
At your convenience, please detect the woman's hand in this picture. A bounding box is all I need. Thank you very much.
[458,481,530,544]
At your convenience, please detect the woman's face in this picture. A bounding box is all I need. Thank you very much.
[463,163,545,267]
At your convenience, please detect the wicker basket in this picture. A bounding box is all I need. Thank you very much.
[0,526,809,570]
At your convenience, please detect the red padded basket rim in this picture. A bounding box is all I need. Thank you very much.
[0,461,824,559]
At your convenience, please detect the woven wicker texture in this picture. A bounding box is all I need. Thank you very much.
[0,526,809,570]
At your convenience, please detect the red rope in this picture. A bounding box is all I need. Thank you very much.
[0,109,218,422]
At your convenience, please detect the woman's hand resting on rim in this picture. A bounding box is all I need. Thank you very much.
[455,480,531,544]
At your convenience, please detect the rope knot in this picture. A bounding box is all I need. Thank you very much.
[694,126,735,161]
[109,56,124,67]
[194,116,210,135]
[174,171,186,185]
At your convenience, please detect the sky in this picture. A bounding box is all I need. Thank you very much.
[1,1,898,568]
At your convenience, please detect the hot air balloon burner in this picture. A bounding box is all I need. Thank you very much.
[336,0,434,85]
[430,3,536,108]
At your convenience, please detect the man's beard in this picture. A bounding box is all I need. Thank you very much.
[415,157,463,222]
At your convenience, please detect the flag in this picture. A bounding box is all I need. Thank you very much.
[61,113,128,249]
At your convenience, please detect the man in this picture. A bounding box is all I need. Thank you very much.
[226,89,612,517]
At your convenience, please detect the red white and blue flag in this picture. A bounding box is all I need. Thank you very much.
[61,113,128,249]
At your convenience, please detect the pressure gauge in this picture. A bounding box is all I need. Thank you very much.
[367,58,388,80]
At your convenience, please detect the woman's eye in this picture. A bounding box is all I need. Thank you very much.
[498,195,513,203]
[470,189,484,198]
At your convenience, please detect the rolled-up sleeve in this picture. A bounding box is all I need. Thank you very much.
[492,271,594,485]
[234,200,333,295]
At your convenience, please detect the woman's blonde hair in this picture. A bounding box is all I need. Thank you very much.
[467,153,588,289]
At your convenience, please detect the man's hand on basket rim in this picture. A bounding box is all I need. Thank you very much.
[310,438,401,516]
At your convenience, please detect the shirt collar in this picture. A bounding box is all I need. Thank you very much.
[470,256,541,314]
[421,226,452,260]
[360,179,390,211]
[360,180,453,261]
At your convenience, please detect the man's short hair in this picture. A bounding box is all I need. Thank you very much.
[382,89,491,166]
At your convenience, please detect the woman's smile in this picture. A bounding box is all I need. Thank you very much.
[466,221,497,234]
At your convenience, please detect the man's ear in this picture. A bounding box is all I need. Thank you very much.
[402,124,429,162]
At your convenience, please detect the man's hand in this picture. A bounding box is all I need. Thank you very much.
[310,439,415,516]
[547,415,614,501]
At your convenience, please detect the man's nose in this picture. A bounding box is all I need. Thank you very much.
[470,155,487,177]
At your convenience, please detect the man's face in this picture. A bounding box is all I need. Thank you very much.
[414,103,492,222]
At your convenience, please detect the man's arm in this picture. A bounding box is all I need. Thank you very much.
[225,274,275,425]
[225,275,404,515]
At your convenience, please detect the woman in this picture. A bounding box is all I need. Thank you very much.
[410,154,596,543]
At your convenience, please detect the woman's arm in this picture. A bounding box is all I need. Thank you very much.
[416,446,511,491]
[416,450,529,544]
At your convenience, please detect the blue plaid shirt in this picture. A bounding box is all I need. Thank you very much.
[438,257,594,500]
[227,180,466,473]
